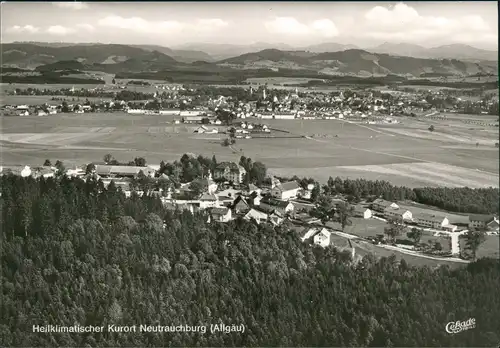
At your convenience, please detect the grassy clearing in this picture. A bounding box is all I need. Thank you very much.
[460,235,500,259]
[245,77,324,84]
[1,113,498,188]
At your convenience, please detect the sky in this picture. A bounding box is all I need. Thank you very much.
[1,1,498,50]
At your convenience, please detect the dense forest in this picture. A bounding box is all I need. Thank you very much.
[289,175,499,215]
[1,174,499,347]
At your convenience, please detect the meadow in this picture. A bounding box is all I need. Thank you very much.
[1,112,498,188]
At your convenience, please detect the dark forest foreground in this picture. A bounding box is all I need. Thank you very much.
[1,175,499,347]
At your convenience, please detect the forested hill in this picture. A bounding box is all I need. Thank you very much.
[1,175,499,347]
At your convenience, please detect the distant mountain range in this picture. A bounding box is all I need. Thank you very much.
[367,43,498,61]
[1,42,497,78]
[218,48,497,77]
[7,41,215,63]
[175,42,498,61]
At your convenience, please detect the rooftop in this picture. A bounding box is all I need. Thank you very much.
[415,213,446,222]
[274,180,301,192]
[210,207,230,215]
[469,214,496,223]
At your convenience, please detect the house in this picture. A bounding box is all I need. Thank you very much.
[66,168,86,178]
[269,210,285,226]
[301,227,319,242]
[371,198,399,212]
[248,191,262,206]
[232,196,251,214]
[383,207,413,221]
[94,165,156,178]
[468,214,497,230]
[246,183,262,196]
[215,195,233,207]
[20,166,32,177]
[195,125,208,133]
[414,213,449,229]
[210,207,232,222]
[486,218,500,232]
[271,181,301,200]
[313,228,331,248]
[164,203,194,214]
[199,194,219,209]
[260,196,294,215]
[244,208,268,224]
[353,206,372,219]
[214,162,247,184]
[182,116,205,124]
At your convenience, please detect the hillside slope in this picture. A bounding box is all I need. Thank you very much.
[1,43,178,69]
[217,48,498,76]
[369,43,498,61]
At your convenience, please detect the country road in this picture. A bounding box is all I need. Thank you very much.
[329,230,470,264]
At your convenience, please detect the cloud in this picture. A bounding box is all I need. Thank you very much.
[265,17,339,38]
[52,2,88,10]
[311,19,339,38]
[76,23,95,31]
[6,25,40,34]
[47,25,76,35]
[98,15,184,33]
[97,16,229,35]
[265,17,311,35]
[363,2,495,44]
[198,18,228,28]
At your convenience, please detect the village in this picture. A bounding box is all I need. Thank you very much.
[3,84,499,129]
[2,159,498,263]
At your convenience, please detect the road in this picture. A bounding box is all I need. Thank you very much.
[329,229,470,264]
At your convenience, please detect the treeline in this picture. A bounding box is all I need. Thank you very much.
[1,74,105,84]
[157,154,267,185]
[288,176,498,214]
[9,87,114,98]
[404,79,498,89]
[1,175,500,347]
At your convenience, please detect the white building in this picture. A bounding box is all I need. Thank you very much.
[210,207,232,222]
[414,213,449,229]
[244,208,268,224]
[20,166,32,177]
[468,215,498,230]
[354,206,372,219]
[214,162,246,184]
[384,207,413,221]
[313,228,331,248]
[259,197,295,215]
[372,198,399,212]
[199,194,219,209]
[271,181,301,200]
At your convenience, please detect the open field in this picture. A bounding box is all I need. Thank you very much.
[459,235,499,259]
[245,77,324,84]
[1,113,498,187]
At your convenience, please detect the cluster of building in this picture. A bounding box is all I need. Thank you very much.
[2,83,469,123]
[0,161,311,227]
[362,198,499,233]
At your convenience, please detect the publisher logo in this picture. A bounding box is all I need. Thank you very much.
[445,318,476,334]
